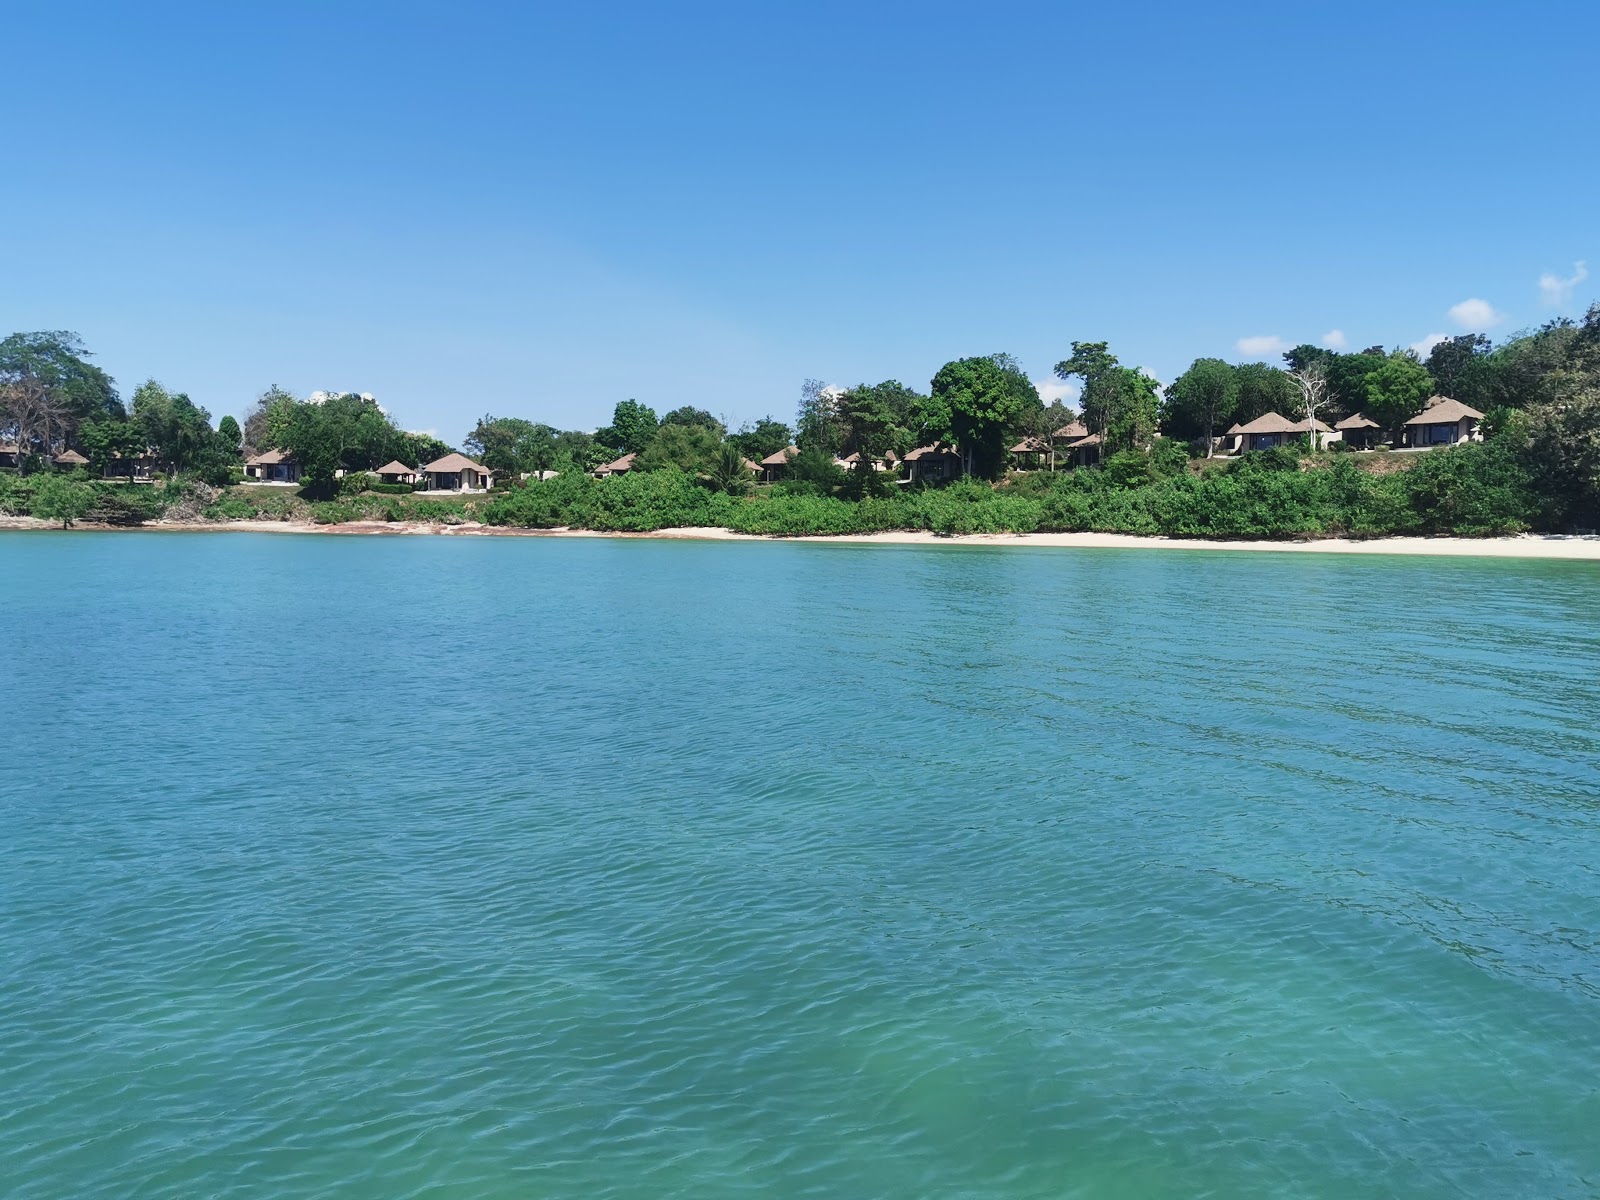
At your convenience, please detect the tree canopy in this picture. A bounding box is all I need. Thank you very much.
[930,355,1038,479]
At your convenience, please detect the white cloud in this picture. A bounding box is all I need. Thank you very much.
[1538,261,1588,308]
[1409,332,1449,358]
[1321,329,1348,350]
[1448,298,1504,330]
[1236,335,1290,359]
[1034,378,1079,406]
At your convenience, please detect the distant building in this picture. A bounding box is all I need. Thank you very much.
[420,452,494,492]
[1335,413,1384,450]
[244,450,301,483]
[375,461,419,485]
[902,443,963,483]
[1403,397,1484,448]
[594,453,636,478]
[1230,412,1333,452]
[759,446,800,483]
[52,449,89,470]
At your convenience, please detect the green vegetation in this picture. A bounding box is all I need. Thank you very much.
[5,301,1600,539]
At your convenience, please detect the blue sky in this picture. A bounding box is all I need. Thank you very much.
[5,0,1596,441]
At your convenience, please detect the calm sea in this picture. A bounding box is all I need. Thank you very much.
[3,532,1599,1198]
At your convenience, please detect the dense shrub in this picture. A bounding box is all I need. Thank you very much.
[368,482,415,495]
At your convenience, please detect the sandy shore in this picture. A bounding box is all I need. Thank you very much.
[3,514,1599,558]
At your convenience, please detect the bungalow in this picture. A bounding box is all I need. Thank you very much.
[1335,413,1385,450]
[245,449,302,483]
[759,445,800,483]
[420,452,494,492]
[1008,436,1050,469]
[903,443,963,483]
[1403,397,1484,447]
[1231,411,1333,452]
[0,442,19,470]
[835,450,896,474]
[375,460,419,485]
[1062,432,1102,469]
[594,452,635,478]
[103,448,159,481]
[53,449,90,471]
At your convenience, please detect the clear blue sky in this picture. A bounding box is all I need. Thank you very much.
[5,0,1596,443]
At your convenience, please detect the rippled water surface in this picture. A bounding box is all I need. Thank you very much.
[4,532,1600,1198]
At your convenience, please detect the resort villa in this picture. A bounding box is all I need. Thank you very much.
[52,449,90,470]
[375,461,419,485]
[1403,397,1485,447]
[1335,414,1384,450]
[903,443,964,483]
[244,449,301,483]
[420,453,494,492]
[594,452,636,478]
[758,446,800,483]
[1224,412,1335,453]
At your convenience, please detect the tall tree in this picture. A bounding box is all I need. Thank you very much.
[241,385,300,454]
[659,406,725,435]
[930,354,1037,479]
[599,399,659,455]
[1233,362,1301,424]
[1425,334,1492,397]
[795,378,841,455]
[280,392,404,493]
[464,415,558,475]
[1163,358,1239,454]
[1054,342,1121,446]
[1362,356,1435,429]
[1286,365,1332,449]
[728,417,793,461]
[0,331,121,445]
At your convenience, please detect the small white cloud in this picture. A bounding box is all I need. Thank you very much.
[1538,261,1588,308]
[1448,298,1504,330]
[1034,379,1079,406]
[1236,335,1289,359]
[1409,333,1449,357]
[1321,329,1348,350]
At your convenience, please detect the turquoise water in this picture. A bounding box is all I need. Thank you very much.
[3,532,1599,1198]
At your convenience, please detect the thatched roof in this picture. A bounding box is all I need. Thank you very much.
[596,452,635,474]
[375,460,417,475]
[1053,421,1089,440]
[760,445,800,467]
[1009,437,1049,454]
[1234,412,1332,434]
[53,449,89,465]
[246,449,292,465]
[421,452,490,473]
[1335,414,1381,430]
[1404,397,1485,425]
[904,443,960,461]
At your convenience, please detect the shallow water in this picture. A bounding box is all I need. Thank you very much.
[3,532,1599,1198]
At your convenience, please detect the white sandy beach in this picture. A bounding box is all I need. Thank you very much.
[4,515,1599,558]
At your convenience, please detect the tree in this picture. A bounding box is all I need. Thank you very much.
[241,385,300,454]
[836,382,908,495]
[1054,342,1122,448]
[707,441,754,495]
[399,431,453,468]
[1286,365,1332,449]
[1362,355,1434,429]
[217,415,242,453]
[132,380,229,477]
[599,399,659,455]
[551,429,606,472]
[1282,344,1335,375]
[795,379,842,455]
[728,417,793,462]
[0,332,121,448]
[1233,362,1301,424]
[1163,358,1238,454]
[632,423,723,475]
[1425,334,1491,397]
[0,374,71,472]
[79,417,147,477]
[29,473,94,528]
[659,406,725,435]
[1523,387,1600,527]
[464,415,557,476]
[280,392,404,494]
[930,354,1037,479]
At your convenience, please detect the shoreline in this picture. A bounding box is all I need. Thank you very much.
[3,515,1599,558]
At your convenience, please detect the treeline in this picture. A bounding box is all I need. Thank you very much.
[5,300,1600,536]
